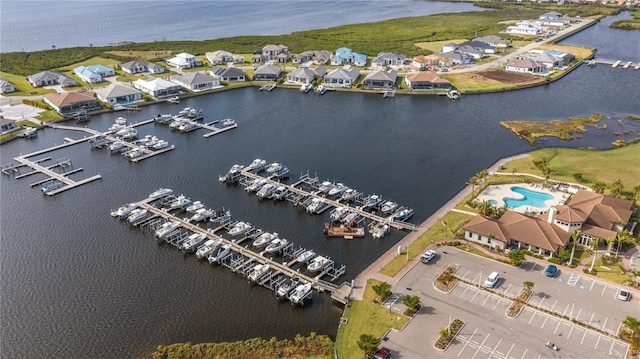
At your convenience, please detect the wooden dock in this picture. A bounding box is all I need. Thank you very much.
[13,156,102,195]
[202,123,238,138]
[130,145,175,163]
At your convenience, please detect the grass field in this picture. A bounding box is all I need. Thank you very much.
[105,50,172,60]
[0,71,56,96]
[56,56,121,71]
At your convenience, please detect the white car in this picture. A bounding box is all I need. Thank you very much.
[420,249,436,264]
[618,289,631,302]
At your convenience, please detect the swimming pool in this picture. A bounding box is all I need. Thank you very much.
[503,186,554,209]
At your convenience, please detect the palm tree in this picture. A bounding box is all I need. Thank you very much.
[357,334,380,357]
[604,237,614,255]
[402,295,421,310]
[568,230,581,266]
[533,157,550,179]
[511,168,518,183]
[593,181,606,194]
[478,169,489,184]
[477,200,493,217]
[589,237,600,273]
[623,316,640,335]
[372,282,391,302]
[612,178,624,197]
[633,184,640,200]
[467,175,479,195]
[616,230,630,257]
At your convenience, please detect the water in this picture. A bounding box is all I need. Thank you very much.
[0,0,481,53]
[504,186,554,209]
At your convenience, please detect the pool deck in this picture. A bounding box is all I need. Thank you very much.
[476,183,567,214]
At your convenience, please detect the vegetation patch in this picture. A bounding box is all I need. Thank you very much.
[434,319,465,351]
[506,287,533,318]
[499,114,608,145]
[105,50,172,60]
[434,264,460,293]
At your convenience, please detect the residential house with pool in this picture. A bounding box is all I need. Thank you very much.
[74,65,115,84]
[331,47,367,67]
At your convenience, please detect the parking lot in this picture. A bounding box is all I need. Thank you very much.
[382,247,633,359]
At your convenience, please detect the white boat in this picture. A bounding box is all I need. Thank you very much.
[115,127,138,140]
[289,283,313,305]
[256,183,276,199]
[246,158,267,172]
[220,118,235,128]
[181,232,207,254]
[340,188,359,202]
[330,207,348,222]
[178,121,197,132]
[270,185,289,200]
[149,188,173,199]
[308,256,331,272]
[41,180,60,193]
[393,208,414,221]
[179,107,203,121]
[17,127,38,138]
[108,141,125,152]
[362,194,383,209]
[154,220,181,239]
[196,239,222,259]
[300,83,312,92]
[154,114,173,123]
[228,164,245,176]
[169,118,186,130]
[152,140,170,150]
[447,90,460,100]
[380,200,399,214]
[341,211,359,225]
[136,134,154,145]
[315,84,326,95]
[166,96,180,104]
[168,195,191,211]
[245,178,266,192]
[272,165,289,179]
[370,222,390,239]
[111,202,139,218]
[127,208,148,223]
[265,162,282,175]
[208,243,231,263]
[115,117,127,125]
[276,277,300,298]
[109,122,126,132]
[248,264,270,282]
[317,181,335,194]
[189,208,215,222]
[123,146,146,159]
[228,221,253,237]
[186,200,205,213]
[328,183,348,197]
[296,250,316,263]
[306,198,330,214]
[253,232,278,248]
[265,238,289,253]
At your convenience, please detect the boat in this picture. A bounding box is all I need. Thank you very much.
[296,250,316,263]
[370,222,390,239]
[41,180,60,193]
[270,185,289,200]
[154,220,181,239]
[228,164,245,176]
[178,121,197,132]
[208,243,232,263]
[186,200,205,213]
[253,232,278,248]
[154,114,173,123]
[315,84,326,95]
[324,220,365,238]
[123,146,146,159]
[245,178,266,192]
[447,90,460,100]
[166,96,180,104]
[306,198,330,214]
[152,139,170,150]
[110,202,139,218]
[136,134,154,145]
[169,118,186,130]
[149,188,173,199]
[265,238,289,253]
[380,200,399,214]
[108,141,126,152]
[317,181,334,194]
[115,126,138,140]
[341,211,359,225]
[189,208,215,222]
[265,162,282,175]
[248,264,270,282]
[127,208,148,223]
[17,127,37,138]
[330,207,348,222]
[246,158,267,172]
[196,239,222,259]
[178,107,203,121]
[393,207,414,221]
[328,183,348,197]
[300,83,312,93]
[362,194,383,210]
[168,194,191,211]
[289,283,313,305]
[228,221,253,237]
[340,188,359,202]
[220,118,235,128]
[276,277,300,298]
[307,256,332,272]
[256,183,276,199]
[272,165,289,179]
[181,232,207,254]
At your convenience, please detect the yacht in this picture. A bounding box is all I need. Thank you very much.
[276,277,300,299]
[393,208,414,221]
[246,158,267,172]
[152,139,170,150]
[370,222,390,239]
[17,127,38,138]
[109,122,126,132]
[168,195,192,211]
[154,114,173,124]
[196,239,222,259]
[306,198,330,214]
[40,180,60,193]
[123,146,146,159]
[186,201,205,213]
[256,183,276,199]
[308,256,331,272]
[270,185,289,201]
[315,84,326,95]
[111,202,139,218]
[115,127,138,140]
[362,194,383,210]
[330,207,348,222]
[340,188,359,202]
[245,178,266,192]
[136,134,154,145]
[447,90,460,100]
[181,233,207,254]
[108,141,126,152]
[228,221,253,237]
[220,118,235,128]
[289,283,313,305]
[115,116,127,125]
[296,250,316,263]
[149,188,173,199]
[127,208,148,223]
[265,238,289,254]
[253,232,278,248]
[178,121,197,132]
[208,244,232,264]
[265,162,282,175]
[328,183,348,197]
[154,220,181,239]
[272,165,289,179]
[247,264,270,282]
[179,107,203,121]
[380,200,399,214]
[228,164,245,176]
[189,208,215,222]
[300,83,311,92]
[317,181,335,194]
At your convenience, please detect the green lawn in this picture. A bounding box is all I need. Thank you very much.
[56,56,121,72]
[0,71,56,96]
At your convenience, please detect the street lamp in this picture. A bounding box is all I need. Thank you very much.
[441,220,447,239]
[571,300,576,320]
[480,267,484,287]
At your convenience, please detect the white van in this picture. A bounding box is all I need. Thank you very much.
[484,271,499,288]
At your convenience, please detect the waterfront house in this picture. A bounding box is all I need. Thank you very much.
[505,59,546,74]
[166,53,202,69]
[119,60,165,74]
[253,44,290,63]
[363,70,397,90]
[463,190,634,256]
[170,72,220,91]
[404,71,451,91]
[536,11,572,27]
[0,77,15,93]
[323,68,360,88]
[0,119,18,135]
[94,84,142,105]
[285,67,326,85]
[371,52,406,69]
[292,50,332,65]
[519,50,565,69]
[43,92,101,115]
[506,21,545,36]
[27,71,77,88]
[209,67,247,82]
[331,48,367,67]
[442,42,495,61]
[132,78,182,98]
[472,35,510,48]
[253,64,282,81]
[205,50,235,65]
[74,65,115,84]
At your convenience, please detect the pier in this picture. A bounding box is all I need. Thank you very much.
[589,59,640,70]
[259,83,277,91]
[12,155,101,195]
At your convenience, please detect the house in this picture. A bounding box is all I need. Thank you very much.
[506,21,545,36]
[463,190,634,256]
[285,67,326,85]
[371,52,406,68]
[209,67,247,82]
[170,72,220,91]
[166,53,202,69]
[404,71,451,91]
[363,70,397,90]
[437,51,473,65]
[0,119,18,135]
[322,68,360,88]
[252,64,282,81]
[27,71,77,87]
[412,55,454,70]
[331,48,367,67]
[442,42,496,60]
[74,65,115,83]
[205,50,235,65]
[536,11,572,27]
[253,44,290,63]
[472,35,510,48]
[505,59,546,74]
[0,77,15,93]
[94,84,142,105]
[519,51,564,69]
[292,50,332,65]
[441,43,460,53]
[132,78,182,98]
[119,60,165,74]
[43,92,101,115]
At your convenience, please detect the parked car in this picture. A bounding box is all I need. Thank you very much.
[420,249,436,264]
[618,289,631,302]
[374,347,391,359]
[484,271,500,288]
[545,265,558,278]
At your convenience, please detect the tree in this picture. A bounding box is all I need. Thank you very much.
[568,230,581,266]
[589,237,600,273]
[633,184,640,200]
[477,200,493,218]
[593,181,606,194]
[508,250,526,267]
[477,169,489,184]
[604,237,614,255]
[523,281,535,290]
[511,168,518,183]
[612,178,624,197]
[623,316,640,334]
[357,334,380,357]
[467,175,479,195]
[371,282,391,302]
[402,295,421,310]
[616,230,630,257]
[533,157,550,181]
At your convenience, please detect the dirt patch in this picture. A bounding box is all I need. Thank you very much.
[477,70,538,84]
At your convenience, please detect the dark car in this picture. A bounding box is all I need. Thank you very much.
[374,347,391,359]
[545,265,558,278]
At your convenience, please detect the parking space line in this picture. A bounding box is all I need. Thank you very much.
[567,324,575,339]
[471,289,480,302]
[609,338,616,355]
[562,303,569,316]
[492,298,501,310]
[460,286,470,298]
[488,338,502,358]
[519,348,528,359]
[613,288,620,300]
[595,333,602,349]
[472,333,490,359]
[502,284,512,297]
[541,314,549,328]
[588,312,595,325]
[504,343,515,359]
[530,262,537,272]
[538,297,545,308]
[457,328,478,358]
[602,282,608,295]
[601,317,608,332]
[482,293,490,306]
[567,273,580,286]
[575,308,583,321]
[528,311,537,324]
[580,327,589,344]
[549,299,557,312]
[554,318,563,334]
[589,280,596,292]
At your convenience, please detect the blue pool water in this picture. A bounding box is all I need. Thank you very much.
[503,186,554,209]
